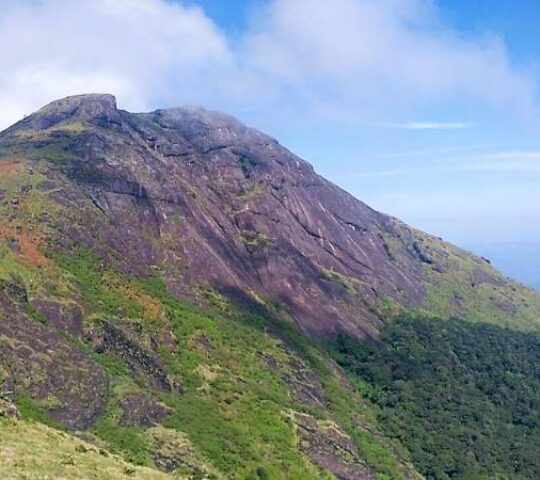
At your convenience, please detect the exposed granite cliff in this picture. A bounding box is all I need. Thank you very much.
[2,94,537,339]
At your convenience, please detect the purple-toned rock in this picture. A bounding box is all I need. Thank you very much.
[119,392,172,427]
[33,299,84,337]
[0,94,538,339]
[0,291,108,429]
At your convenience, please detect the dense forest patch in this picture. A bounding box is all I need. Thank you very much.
[331,315,540,479]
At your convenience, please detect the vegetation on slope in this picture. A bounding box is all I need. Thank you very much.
[331,314,540,479]
[0,418,173,480]
[0,154,417,479]
[50,246,416,479]
[382,222,540,332]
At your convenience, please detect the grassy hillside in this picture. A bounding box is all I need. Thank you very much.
[53,247,418,479]
[0,417,173,480]
[382,222,540,332]
[1,238,420,479]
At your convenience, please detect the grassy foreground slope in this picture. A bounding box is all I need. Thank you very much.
[0,418,173,480]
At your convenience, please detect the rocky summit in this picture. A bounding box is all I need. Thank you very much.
[0,94,539,480]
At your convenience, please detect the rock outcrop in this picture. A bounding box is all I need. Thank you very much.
[2,94,537,339]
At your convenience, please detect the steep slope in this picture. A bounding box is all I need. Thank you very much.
[0,416,175,479]
[0,94,538,338]
[0,94,539,480]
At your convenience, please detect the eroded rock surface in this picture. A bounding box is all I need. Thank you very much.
[0,95,422,339]
[33,299,84,337]
[0,291,108,429]
[0,397,20,420]
[119,392,172,427]
[148,426,220,478]
[292,412,377,480]
[1,93,537,338]
[88,320,176,392]
[258,351,326,409]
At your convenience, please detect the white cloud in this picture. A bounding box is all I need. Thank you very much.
[0,0,239,128]
[0,0,537,130]
[244,0,537,120]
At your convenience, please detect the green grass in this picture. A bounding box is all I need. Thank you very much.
[51,248,321,477]
[48,245,417,479]
[416,230,540,331]
[13,393,64,430]
[381,222,540,332]
[0,417,174,479]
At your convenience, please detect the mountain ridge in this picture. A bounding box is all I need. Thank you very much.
[2,93,538,338]
[0,94,539,479]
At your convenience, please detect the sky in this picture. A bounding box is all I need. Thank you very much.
[0,0,539,275]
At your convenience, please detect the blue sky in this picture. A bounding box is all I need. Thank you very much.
[182,0,259,31]
[183,0,540,247]
[0,0,539,255]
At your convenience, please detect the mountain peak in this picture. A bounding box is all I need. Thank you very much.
[43,93,117,115]
[1,95,540,479]
[29,93,118,130]
[1,95,539,339]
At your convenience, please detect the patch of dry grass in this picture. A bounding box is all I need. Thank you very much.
[0,418,176,479]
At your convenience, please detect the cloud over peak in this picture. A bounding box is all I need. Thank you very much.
[245,0,536,117]
[0,0,537,129]
[0,0,235,126]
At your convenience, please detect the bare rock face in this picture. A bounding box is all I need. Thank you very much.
[0,95,419,339]
[258,351,326,409]
[148,426,219,478]
[292,412,377,480]
[119,392,172,427]
[0,291,108,429]
[24,94,119,130]
[0,94,538,340]
[33,299,84,337]
[87,320,177,392]
[0,398,20,420]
